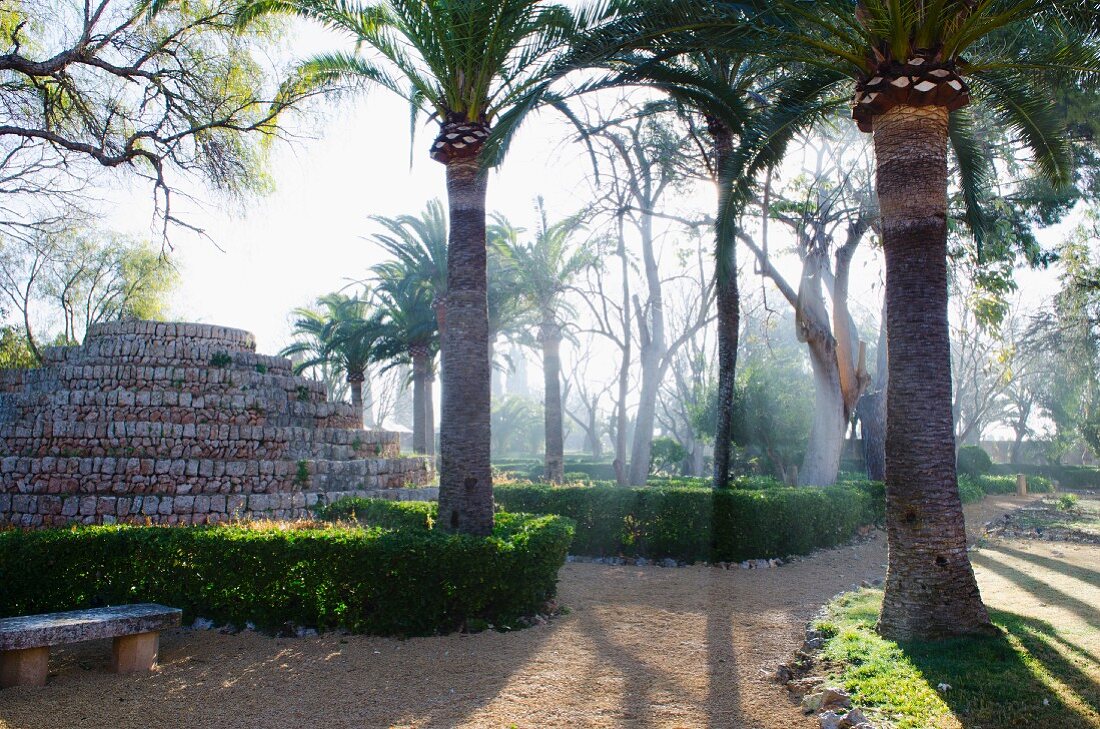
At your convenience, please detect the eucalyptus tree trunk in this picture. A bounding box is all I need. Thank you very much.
[874,105,993,640]
[438,157,493,536]
[710,120,740,490]
[858,317,888,481]
[541,321,565,483]
[614,217,632,487]
[802,335,847,485]
[628,205,666,486]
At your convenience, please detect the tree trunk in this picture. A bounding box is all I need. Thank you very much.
[710,121,740,490]
[411,347,433,456]
[858,315,888,481]
[628,196,666,486]
[541,322,565,483]
[614,217,632,487]
[425,370,436,458]
[349,375,365,428]
[438,158,493,536]
[801,337,847,486]
[874,105,993,640]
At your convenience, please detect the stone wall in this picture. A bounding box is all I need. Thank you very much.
[0,321,434,527]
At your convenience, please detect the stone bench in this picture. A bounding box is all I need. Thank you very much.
[0,604,181,687]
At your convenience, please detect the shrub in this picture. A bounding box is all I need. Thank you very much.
[493,483,877,563]
[957,445,994,477]
[0,511,574,636]
[956,474,1053,503]
[1056,493,1079,511]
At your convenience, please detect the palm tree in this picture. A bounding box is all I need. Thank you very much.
[370,262,440,456]
[731,0,1094,639]
[371,199,449,322]
[282,292,376,426]
[238,0,607,536]
[501,201,591,483]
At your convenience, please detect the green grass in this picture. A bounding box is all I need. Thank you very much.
[816,590,1100,728]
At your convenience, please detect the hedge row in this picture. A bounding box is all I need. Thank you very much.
[957,473,1054,504]
[491,483,881,563]
[0,511,574,636]
[990,463,1100,490]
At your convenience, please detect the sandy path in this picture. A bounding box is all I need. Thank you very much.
[0,495,1060,729]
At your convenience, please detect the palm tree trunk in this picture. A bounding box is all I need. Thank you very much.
[541,322,564,483]
[710,120,739,490]
[874,105,993,640]
[411,347,430,454]
[349,374,365,428]
[438,158,493,536]
[425,370,436,458]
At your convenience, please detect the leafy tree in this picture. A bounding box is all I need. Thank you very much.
[0,229,178,360]
[281,293,376,427]
[0,325,35,369]
[238,0,608,535]
[0,0,305,238]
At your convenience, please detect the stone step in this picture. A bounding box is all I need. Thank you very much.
[0,456,433,497]
[1,486,440,528]
[0,420,400,460]
[9,365,327,402]
[0,398,360,430]
[41,345,294,376]
[83,321,256,352]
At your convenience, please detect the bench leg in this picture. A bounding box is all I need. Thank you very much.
[0,647,49,688]
[111,632,159,674]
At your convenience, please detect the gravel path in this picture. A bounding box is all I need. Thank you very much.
[0,496,1050,729]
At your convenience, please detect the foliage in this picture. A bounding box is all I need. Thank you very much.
[0,230,178,359]
[815,589,1100,729]
[236,0,610,166]
[695,317,814,480]
[957,474,1053,504]
[0,326,35,369]
[0,0,304,238]
[493,481,879,563]
[491,395,544,456]
[281,292,375,385]
[649,436,687,476]
[1056,493,1080,511]
[957,445,994,478]
[0,512,574,636]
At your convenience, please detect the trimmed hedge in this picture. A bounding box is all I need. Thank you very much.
[957,473,1054,504]
[0,511,574,636]
[957,445,994,477]
[492,483,879,563]
[991,463,1100,490]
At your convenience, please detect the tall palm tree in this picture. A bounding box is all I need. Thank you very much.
[370,261,440,456]
[238,0,608,536]
[282,292,376,426]
[370,198,449,328]
[369,200,448,455]
[503,201,591,483]
[731,0,1096,639]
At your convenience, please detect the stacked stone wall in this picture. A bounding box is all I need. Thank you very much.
[0,321,434,527]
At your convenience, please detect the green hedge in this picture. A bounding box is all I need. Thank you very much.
[957,473,1054,504]
[0,511,574,636]
[492,483,879,563]
[990,463,1100,489]
[957,445,994,477]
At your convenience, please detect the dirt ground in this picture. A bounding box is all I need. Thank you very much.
[2,494,1092,729]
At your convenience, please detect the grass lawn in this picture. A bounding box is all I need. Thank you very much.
[818,562,1100,729]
